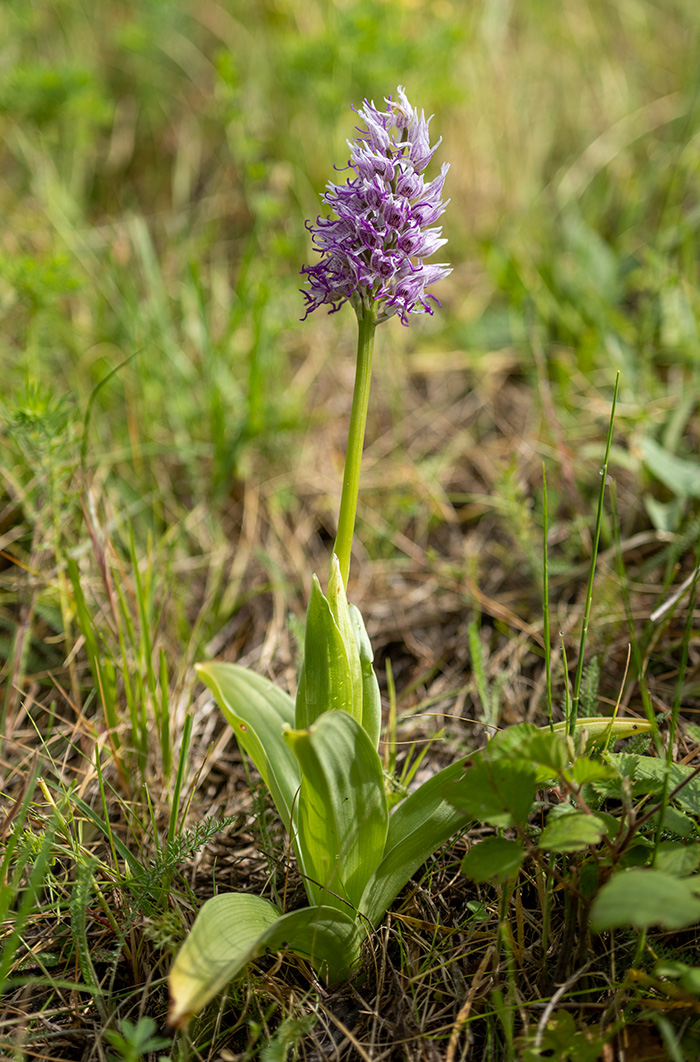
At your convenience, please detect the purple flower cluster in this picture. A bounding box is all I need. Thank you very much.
[301,87,450,326]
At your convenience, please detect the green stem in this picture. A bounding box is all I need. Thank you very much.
[332,305,377,587]
[569,371,620,736]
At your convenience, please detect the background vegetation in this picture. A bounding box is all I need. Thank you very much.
[1,0,700,1058]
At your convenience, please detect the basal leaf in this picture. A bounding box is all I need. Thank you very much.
[591,869,700,932]
[169,893,281,1027]
[168,893,361,1028]
[196,662,299,830]
[461,837,524,884]
[285,711,388,911]
[362,757,466,926]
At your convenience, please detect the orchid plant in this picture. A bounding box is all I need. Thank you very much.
[167,88,650,1028]
[168,86,455,1027]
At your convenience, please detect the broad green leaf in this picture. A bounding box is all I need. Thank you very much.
[654,960,700,994]
[285,711,388,910]
[652,805,695,837]
[605,754,700,813]
[349,602,381,749]
[461,837,524,884]
[570,758,617,785]
[655,842,700,878]
[168,893,361,1028]
[362,757,466,926]
[295,574,355,729]
[619,843,653,870]
[590,869,700,932]
[547,717,652,749]
[519,1012,603,1062]
[195,662,299,830]
[641,436,700,499]
[327,556,363,719]
[444,757,536,828]
[488,725,567,772]
[539,810,609,852]
[483,723,539,758]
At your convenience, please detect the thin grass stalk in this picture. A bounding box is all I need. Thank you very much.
[569,372,620,735]
[130,525,157,703]
[652,542,700,861]
[94,744,121,874]
[0,767,42,926]
[560,635,571,727]
[118,620,147,773]
[609,480,661,749]
[70,858,107,1019]
[0,819,57,992]
[159,647,172,779]
[332,305,377,587]
[539,856,553,992]
[468,617,493,727]
[542,464,553,730]
[384,656,397,776]
[168,712,193,850]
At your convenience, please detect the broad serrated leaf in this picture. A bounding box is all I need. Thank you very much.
[507,729,568,772]
[285,711,388,910]
[570,758,618,785]
[591,869,700,932]
[652,805,695,837]
[168,893,361,1028]
[196,662,299,830]
[539,810,609,852]
[444,757,536,828]
[655,842,700,878]
[605,754,700,813]
[461,837,524,884]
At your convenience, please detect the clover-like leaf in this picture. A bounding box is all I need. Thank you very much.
[445,757,536,829]
[591,869,700,932]
[461,837,524,884]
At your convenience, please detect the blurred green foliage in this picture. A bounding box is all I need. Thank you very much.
[0,0,699,522]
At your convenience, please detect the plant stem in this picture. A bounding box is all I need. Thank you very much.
[332,304,377,587]
[569,371,619,735]
[542,464,552,730]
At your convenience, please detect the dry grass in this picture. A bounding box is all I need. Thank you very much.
[2,0,700,1057]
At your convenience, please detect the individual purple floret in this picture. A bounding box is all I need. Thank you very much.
[301,86,450,326]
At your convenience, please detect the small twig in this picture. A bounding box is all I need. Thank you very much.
[445,945,496,1062]
[534,961,593,1050]
[650,564,700,622]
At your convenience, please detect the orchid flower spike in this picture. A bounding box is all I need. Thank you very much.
[301,86,451,326]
